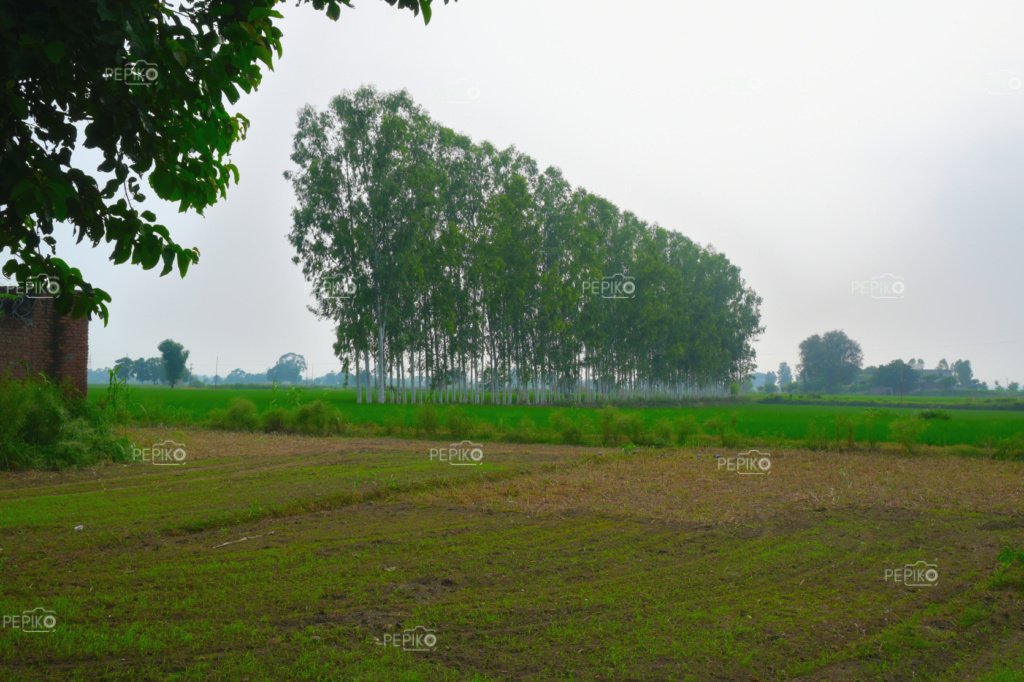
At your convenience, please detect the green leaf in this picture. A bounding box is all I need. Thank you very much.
[44,41,65,63]
[160,249,175,276]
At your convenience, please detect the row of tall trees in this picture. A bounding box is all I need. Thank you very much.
[795,330,994,394]
[286,87,763,404]
[113,339,190,387]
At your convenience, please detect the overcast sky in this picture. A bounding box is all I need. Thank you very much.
[53,0,1024,383]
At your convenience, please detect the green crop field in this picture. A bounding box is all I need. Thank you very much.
[86,385,1024,452]
[2,429,1023,679]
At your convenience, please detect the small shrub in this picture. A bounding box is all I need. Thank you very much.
[918,409,951,421]
[651,419,675,447]
[473,421,497,441]
[674,415,700,445]
[20,382,67,446]
[994,433,1024,461]
[292,400,346,436]
[703,416,724,438]
[210,398,260,431]
[599,407,625,446]
[889,416,926,454]
[834,415,856,450]
[261,408,291,433]
[704,414,739,448]
[550,410,585,445]
[506,417,537,443]
[993,547,1024,591]
[415,403,440,436]
[805,421,829,450]
[998,547,1024,566]
[860,409,882,448]
[0,374,127,470]
[619,413,647,445]
[445,406,475,439]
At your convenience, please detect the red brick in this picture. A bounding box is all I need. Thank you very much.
[0,292,89,396]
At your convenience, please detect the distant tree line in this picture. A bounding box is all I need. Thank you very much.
[111,339,191,387]
[759,330,1014,395]
[286,87,763,404]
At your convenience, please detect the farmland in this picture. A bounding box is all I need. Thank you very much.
[86,385,1024,453]
[1,428,1023,679]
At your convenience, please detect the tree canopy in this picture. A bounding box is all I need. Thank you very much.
[267,352,307,384]
[286,86,764,404]
[797,330,863,393]
[1,0,449,322]
[157,339,190,388]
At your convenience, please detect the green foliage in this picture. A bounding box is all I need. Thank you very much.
[875,359,919,394]
[83,385,1024,454]
[834,414,856,449]
[267,353,307,384]
[918,409,951,420]
[651,419,675,447]
[993,547,1024,592]
[261,408,291,433]
[0,374,127,469]
[619,412,648,445]
[860,409,882,447]
[445,406,475,439]
[550,409,586,444]
[292,400,347,436]
[798,330,863,393]
[890,416,927,454]
[599,407,626,446]
[415,403,441,436]
[287,86,763,406]
[704,414,740,447]
[209,398,260,431]
[157,339,189,388]
[269,384,304,410]
[993,433,1024,461]
[804,421,829,451]
[675,415,700,445]
[1,0,451,321]
[235,401,347,436]
[505,417,538,443]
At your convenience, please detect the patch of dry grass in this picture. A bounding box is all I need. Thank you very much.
[410,446,1024,523]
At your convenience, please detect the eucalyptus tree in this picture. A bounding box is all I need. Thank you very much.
[288,86,763,405]
[287,87,438,402]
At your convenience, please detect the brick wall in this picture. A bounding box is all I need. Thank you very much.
[0,289,89,395]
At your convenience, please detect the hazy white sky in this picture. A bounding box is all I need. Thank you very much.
[58,0,1024,383]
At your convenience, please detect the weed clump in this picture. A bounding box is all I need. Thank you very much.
[889,416,926,454]
[209,398,260,431]
[0,373,128,470]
